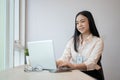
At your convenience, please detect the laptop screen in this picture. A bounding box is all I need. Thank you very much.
[27,40,57,70]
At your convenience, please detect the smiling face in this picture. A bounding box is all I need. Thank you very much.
[76,14,91,35]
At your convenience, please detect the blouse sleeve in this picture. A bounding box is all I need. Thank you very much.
[84,38,104,71]
[59,38,73,61]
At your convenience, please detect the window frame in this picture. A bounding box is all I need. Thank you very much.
[5,0,26,69]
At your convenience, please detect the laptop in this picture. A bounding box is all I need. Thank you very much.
[27,40,72,72]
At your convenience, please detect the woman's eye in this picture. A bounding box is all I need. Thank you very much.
[75,22,79,24]
[76,22,78,24]
[76,20,85,24]
[81,20,85,23]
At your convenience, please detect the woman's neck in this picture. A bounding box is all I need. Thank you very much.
[81,32,91,41]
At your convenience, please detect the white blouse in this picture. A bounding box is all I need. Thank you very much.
[59,34,104,71]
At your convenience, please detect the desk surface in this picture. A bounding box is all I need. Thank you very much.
[0,65,96,80]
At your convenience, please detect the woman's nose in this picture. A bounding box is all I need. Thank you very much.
[78,23,82,27]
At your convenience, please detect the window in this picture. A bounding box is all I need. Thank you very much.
[0,0,6,71]
[0,0,26,70]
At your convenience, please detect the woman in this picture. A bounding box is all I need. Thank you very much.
[57,10,104,80]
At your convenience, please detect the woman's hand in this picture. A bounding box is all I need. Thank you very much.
[56,60,64,67]
[56,60,76,69]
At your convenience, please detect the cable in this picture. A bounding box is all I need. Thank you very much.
[24,65,44,72]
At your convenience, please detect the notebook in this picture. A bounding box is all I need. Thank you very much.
[27,40,72,72]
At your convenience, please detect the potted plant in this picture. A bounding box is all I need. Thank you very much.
[24,48,30,65]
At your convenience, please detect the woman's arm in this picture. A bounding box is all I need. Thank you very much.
[57,59,87,71]
[56,39,73,66]
[83,38,104,70]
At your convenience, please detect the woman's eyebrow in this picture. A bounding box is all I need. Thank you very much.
[80,18,85,21]
[76,18,85,22]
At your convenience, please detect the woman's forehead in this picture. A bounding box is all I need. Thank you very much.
[76,15,87,21]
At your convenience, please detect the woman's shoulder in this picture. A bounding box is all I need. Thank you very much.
[67,37,74,43]
[65,37,74,46]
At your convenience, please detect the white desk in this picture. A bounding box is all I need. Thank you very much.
[0,65,96,80]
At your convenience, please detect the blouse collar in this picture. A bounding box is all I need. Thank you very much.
[79,34,93,44]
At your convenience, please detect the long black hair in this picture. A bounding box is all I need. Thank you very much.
[73,10,100,52]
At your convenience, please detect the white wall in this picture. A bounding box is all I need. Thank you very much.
[26,0,120,79]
